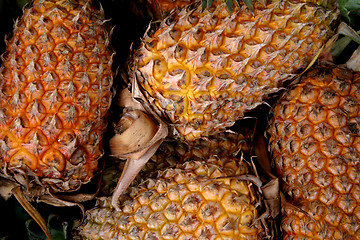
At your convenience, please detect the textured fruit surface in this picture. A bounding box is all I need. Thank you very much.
[267,65,360,238]
[129,0,338,142]
[0,0,114,193]
[101,130,252,196]
[79,159,266,240]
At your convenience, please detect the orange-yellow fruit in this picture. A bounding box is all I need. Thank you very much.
[0,0,114,193]
[129,0,338,142]
[78,159,267,240]
[267,65,360,238]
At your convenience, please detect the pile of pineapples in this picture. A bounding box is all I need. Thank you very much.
[0,0,359,239]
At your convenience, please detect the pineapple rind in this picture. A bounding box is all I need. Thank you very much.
[0,0,114,193]
[79,159,266,240]
[130,0,338,142]
[267,65,360,238]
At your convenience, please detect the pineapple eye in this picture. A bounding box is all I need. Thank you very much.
[145,39,157,51]
[251,60,262,69]
[193,28,203,42]
[174,45,187,62]
[247,39,259,46]
[217,72,231,80]
[153,59,167,80]
[69,147,87,165]
[264,46,275,54]
[333,67,353,80]
[277,32,287,40]
[169,68,184,76]
[261,26,272,32]
[196,69,211,78]
[187,15,198,25]
[58,130,76,145]
[42,148,65,171]
[231,54,245,62]
[165,14,177,26]
[169,29,181,42]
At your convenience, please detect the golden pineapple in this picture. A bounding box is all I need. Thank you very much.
[0,0,114,194]
[267,65,360,238]
[128,0,338,142]
[78,158,268,240]
[101,130,252,196]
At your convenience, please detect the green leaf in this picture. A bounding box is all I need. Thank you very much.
[338,0,360,25]
[47,215,67,240]
[207,0,213,8]
[201,0,207,11]
[242,0,254,11]
[331,36,353,57]
[331,22,360,57]
[26,220,47,240]
[339,0,360,13]
[226,0,233,13]
[26,214,68,240]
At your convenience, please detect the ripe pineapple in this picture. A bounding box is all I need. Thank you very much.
[267,65,360,238]
[101,129,252,196]
[128,0,338,142]
[0,0,114,195]
[78,158,268,239]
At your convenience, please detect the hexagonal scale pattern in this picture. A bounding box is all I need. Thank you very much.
[0,0,114,193]
[267,66,360,238]
[129,0,337,141]
[79,159,265,240]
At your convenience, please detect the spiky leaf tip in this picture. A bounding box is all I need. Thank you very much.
[338,0,360,26]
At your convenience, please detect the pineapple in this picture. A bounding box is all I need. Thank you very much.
[127,0,338,142]
[0,0,114,195]
[267,65,360,238]
[101,129,252,196]
[78,158,268,240]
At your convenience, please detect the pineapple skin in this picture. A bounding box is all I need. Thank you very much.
[0,0,114,193]
[129,0,338,142]
[267,65,360,238]
[78,159,266,240]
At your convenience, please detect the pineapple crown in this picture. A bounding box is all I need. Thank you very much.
[338,0,360,25]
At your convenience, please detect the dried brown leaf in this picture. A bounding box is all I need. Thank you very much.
[110,110,160,159]
[347,45,360,71]
[261,178,280,218]
[0,178,19,200]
